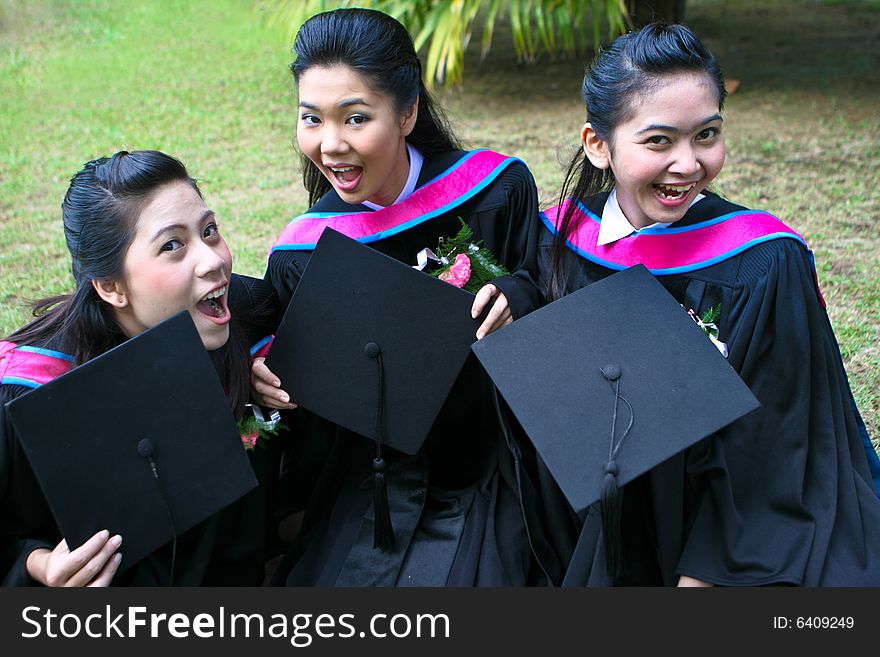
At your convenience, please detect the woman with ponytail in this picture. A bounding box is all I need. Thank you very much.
[1,150,279,586]
[540,22,880,586]
[255,8,544,586]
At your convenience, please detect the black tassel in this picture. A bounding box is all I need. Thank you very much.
[600,460,622,581]
[599,365,632,583]
[372,457,394,550]
[365,341,394,551]
[137,438,177,586]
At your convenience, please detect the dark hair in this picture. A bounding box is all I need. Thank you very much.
[6,150,250,415]
[290,8,461,205]
[548,22,726,299]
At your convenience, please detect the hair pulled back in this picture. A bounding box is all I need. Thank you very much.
[291,8,461,205]
[548,22,726,299]
[9,150,198,364]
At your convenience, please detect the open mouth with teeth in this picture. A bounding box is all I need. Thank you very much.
[196,286,228,319]
[327,165,364,190]
[653,183,696,201]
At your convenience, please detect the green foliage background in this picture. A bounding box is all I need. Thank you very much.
[261,0,629,87]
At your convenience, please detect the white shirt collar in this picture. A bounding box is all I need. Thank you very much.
[596,188,705,246]
[361,143,424,210]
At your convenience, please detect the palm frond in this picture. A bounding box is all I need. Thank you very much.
[258,0,631,89]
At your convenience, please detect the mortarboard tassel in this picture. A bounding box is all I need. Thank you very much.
[365,342,394,550]
[372,456,394,550]
[600,365,633,582]
[137,437,177,586]
[600,459,622,580]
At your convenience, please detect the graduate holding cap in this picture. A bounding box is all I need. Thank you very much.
[253,8,544,586]
[538,23,880,585]
[0,151,279,586]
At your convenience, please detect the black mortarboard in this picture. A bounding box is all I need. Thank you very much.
[6,311,258,579]
[471,265,760,575]
[264,227,484,548]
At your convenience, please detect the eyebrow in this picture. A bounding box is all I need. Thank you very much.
[636,114,723,134]
[299,98,372,110]
[150,210,215,243]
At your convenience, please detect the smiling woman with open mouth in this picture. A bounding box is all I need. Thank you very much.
[540,21,880,588]
[0,150,280,587]
[256,8,548,588]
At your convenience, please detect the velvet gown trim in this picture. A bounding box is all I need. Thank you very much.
[541,198,808,274]
[271,150,522,252]
[0,342,74,388]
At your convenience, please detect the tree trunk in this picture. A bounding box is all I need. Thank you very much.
[626,0,687,27]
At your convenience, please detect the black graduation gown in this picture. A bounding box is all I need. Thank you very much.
[265,150,546,586]
[0,275,279,586]
[537,191,880,586]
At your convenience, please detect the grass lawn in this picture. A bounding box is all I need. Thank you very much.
[1,0,878,443]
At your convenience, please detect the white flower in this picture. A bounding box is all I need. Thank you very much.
[687,307,729,358]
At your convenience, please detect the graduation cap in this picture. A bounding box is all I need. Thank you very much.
[264,227,484,549]
[5,311,258,580]
[471,265,760,576]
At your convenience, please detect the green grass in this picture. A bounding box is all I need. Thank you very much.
[1,0,878,444]
[0,0,302,317]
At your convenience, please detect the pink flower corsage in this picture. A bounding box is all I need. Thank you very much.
[438,253,472,288]
[237,404,285,451]
[241,430,260,450]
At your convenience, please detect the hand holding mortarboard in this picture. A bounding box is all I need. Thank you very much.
[264,227,487,549]
[264,227,486,456]
[471,265,760,578]
[471,283,513,340]
[250,356,297,410]
[6,312,258,581]
[26,530,122,587]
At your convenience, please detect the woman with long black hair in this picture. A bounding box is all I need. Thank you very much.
[1,150,278,586]
[540,23,880,586]
[255,8,546,587]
